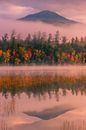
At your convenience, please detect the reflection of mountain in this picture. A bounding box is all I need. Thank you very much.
[19,10,78,25]
[16,112,86,130]
[25,105,73,120]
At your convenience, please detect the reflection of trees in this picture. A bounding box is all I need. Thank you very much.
[0,75,86,100]
[55,90,59,101]
[1,82,86,101]
[0,75,86,130]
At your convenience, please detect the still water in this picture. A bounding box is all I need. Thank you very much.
[0,67,86,130]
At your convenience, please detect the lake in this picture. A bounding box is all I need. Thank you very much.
[0,66,86,130]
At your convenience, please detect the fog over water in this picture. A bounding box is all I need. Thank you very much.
[0,19,86,39]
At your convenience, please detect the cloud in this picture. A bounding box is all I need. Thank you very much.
[0,0,86,23]
[0,2,38,19]
[1,0,86,7]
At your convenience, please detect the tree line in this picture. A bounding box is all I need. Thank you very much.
[0,31,86,65]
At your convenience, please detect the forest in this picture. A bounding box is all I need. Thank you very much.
[0,31,86,65]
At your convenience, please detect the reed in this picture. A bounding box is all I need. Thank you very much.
[61,120,86,130]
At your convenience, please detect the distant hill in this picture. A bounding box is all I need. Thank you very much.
[19,10,78,25]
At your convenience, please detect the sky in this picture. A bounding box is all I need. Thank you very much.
[0,0,86,23]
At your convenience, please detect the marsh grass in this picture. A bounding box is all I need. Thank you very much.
[61,120,86,130]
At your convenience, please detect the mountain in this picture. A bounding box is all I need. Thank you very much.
[19,10,78,25]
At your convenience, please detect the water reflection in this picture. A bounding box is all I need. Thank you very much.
[0,75,86,98]
[60,120,86,130]
[0,75,86,130]
[0,93,16,130]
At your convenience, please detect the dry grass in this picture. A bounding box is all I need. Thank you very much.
[61,120,86,130]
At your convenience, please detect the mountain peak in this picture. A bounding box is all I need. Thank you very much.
[37,10,58,15]
[19,10,78,25]
[34,10,61,18]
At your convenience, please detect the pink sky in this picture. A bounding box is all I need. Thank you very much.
[0,0,86,23]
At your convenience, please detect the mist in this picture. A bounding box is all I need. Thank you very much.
[0,19,86,40]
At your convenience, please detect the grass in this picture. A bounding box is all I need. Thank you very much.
[61,120,86,130]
